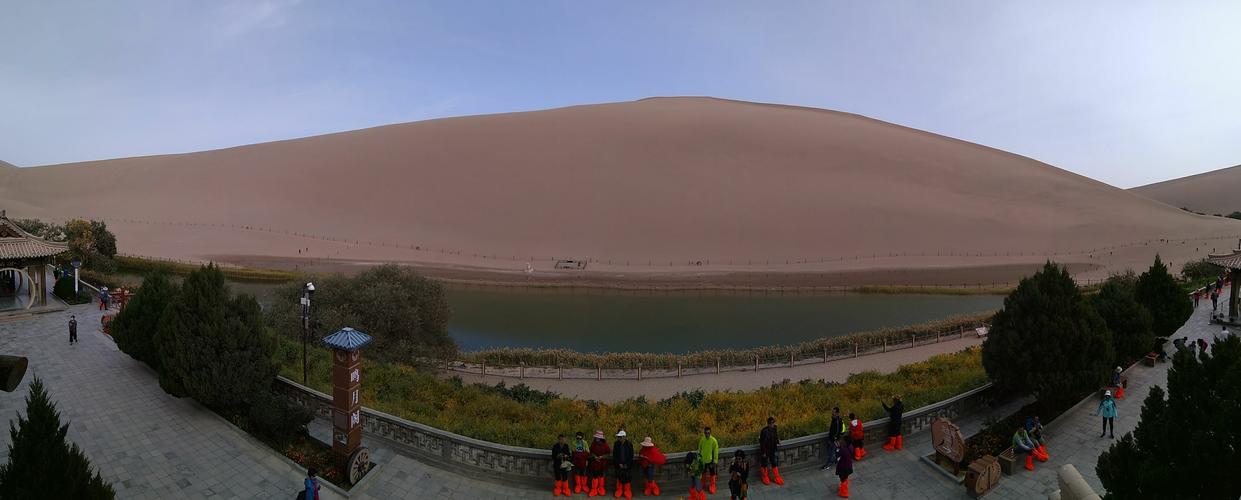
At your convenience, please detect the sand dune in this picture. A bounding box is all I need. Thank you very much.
[1131,164,1241,216]
[2,97,1238,285]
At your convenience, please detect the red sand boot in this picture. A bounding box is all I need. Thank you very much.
[624,483,633,500]
[590,477,601,497]
[772,467,784,486]
[860,446,867,458]
[1025,454,1035,471]
[643,481,652,496]
[651,480,660,496]
[689,487,700,500]
[896,435,904,450]
[853,446,862,461]
[576,476,586,494]
[614,480,623,498]
[760,467,771,485]
[709,474,717,494]
[555,480,562,497]
[883,437,896,451]
[840,478,850,498]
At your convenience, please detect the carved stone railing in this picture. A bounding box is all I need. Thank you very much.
[276,376,993,489]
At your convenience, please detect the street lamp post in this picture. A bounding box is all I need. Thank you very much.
[70,259,82,295]
[302,282,315,384]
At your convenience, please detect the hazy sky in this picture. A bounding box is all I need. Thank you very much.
[3,1,1240,187]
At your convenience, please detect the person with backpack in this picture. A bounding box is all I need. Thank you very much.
[848,412,866,461]
[698,427,720,494]
[822,406,845,470]
[758,416,783,486]
[834,436,854,498]
[612,430,635,499]
[728,449,750,500]
[588,430,611,497]
[881,395,904,451]
[637,437,666,497]
[572,432,591,494]
[553,434,574,497]
[685,452,706,500]
[298,467,320,500]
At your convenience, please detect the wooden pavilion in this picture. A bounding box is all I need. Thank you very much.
[1206,249,1241,325]
[0,210,68,311]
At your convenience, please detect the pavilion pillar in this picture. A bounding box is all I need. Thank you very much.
[1230,269,1239,322]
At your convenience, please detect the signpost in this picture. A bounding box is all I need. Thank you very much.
[321,327,373,485]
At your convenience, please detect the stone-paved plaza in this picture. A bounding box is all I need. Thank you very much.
[0,294,1224,499]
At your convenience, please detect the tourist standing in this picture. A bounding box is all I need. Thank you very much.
[299,467,320,500]
[1193,290,1201,308]
[1012,425,1037,471]
[848,413,866,461]
[637,437,665,497]
[1093,390,1118,439]
[822,406,845,470]
[68,315,77,344]
[758,416,783,486]
[834,436,854,498]
[612,430,635,499]
[698,427,720,494]
[572,432,590,494]
[728,449,749,500]
[553,434,574,497]
[881,395,904,451]
[588,430,611,497]
[98,286,109,310]
[685,452,706,500]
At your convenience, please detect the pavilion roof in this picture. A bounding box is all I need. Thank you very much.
[0,211,69,260]
[1206,250,1241,270]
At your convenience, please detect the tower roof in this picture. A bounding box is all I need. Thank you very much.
[321,327,374,352]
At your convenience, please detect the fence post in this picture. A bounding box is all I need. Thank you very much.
[911,333,916,347]
[481,361,486,377]
[823,346,828,363]
[597,364,601,381]
[558,364,563,380]
[716,358,721,375]
[678,362,682,378]
[854,343,858,358]
[754,355,759,372]
[960,326,965,339]
[638,363,642,381]
[789,352,795,368]
[444,358,449,372]
[936,331,941,344]
[883,340,887,353]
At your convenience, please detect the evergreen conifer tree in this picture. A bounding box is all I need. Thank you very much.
[1091,272,1156,366]
[1135,255,1193,339]
[111,271,179,369]
[0,378,115,499]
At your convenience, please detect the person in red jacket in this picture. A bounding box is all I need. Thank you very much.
[637,437,666,497]
[588,430,611,497]
[848,412,866,461]
[572,432,591,494]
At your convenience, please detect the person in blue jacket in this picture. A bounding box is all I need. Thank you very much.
[1093,389,1118,439]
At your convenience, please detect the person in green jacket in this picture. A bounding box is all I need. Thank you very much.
[685,452,705,500]
[698,426,721,494]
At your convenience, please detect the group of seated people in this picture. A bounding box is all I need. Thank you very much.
[1011,416,1050,471]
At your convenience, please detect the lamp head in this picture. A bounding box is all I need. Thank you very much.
[305,282,315,295]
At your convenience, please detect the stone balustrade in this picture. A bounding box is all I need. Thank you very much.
[276,376,993,489]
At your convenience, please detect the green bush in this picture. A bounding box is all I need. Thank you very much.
[266,264,456,363]
[982,262,1112,405]
[1135,255,1193,339]
[1096,335,1241,498]
[110,272,179,370]
[52,277,90,305]
[1180,260,1219,282]
[1091,272,1156,367]
[247,390,314,449]
[155,264,277,413]
[281,334,987,451]
[0,378,115,499]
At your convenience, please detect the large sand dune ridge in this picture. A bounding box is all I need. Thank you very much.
[1131,164,1241,217]
[2,97,1238,285]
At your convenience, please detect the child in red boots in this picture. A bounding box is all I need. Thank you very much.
[728,449,750,500]
[848,413,866,461]
[572,432,591,494]
[553,434,574,496]
[685,452,705,500]
[758,416,784,486]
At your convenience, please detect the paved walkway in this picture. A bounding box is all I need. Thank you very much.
[0,293,1219,499]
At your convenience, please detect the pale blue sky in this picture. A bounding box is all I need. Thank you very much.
[2,1,1239,187]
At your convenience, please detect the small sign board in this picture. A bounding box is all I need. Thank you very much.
[932,418,965,463]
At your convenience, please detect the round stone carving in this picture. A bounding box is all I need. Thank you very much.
[931,418,964,463]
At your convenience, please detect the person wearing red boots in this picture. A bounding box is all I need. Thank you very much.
[881,395,904,452]
[758,416,784,486]
[572,432,591,494]
[697,427,720,494]
[685,452,706,500]
[1012,425,1037,471]
[834,436,854,497]
[553,434,575,497]
[728,449,750,500]
[637,437,665,497]
[588,431,611,497]
[1026,416,1049,462]
[612,430,635,499]
[847,413,866,461]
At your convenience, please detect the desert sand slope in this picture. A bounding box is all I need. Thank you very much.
[1130,165,1241,216]
[2,97,1238,284]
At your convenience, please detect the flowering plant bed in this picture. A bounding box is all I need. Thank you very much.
[282,436,349,489]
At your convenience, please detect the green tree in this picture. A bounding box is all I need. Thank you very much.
[110,272,179,370]
[1135,255,1194,339]
[0,378,115,499]
[155,264,277,412]
[982,262,1113,404]
[1096,335,1241,498]
[266,264,456,362]
[1091,272,1156,366]
[1180,260,1219,283]
[88,220,117,258]
[64,219,95,262]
